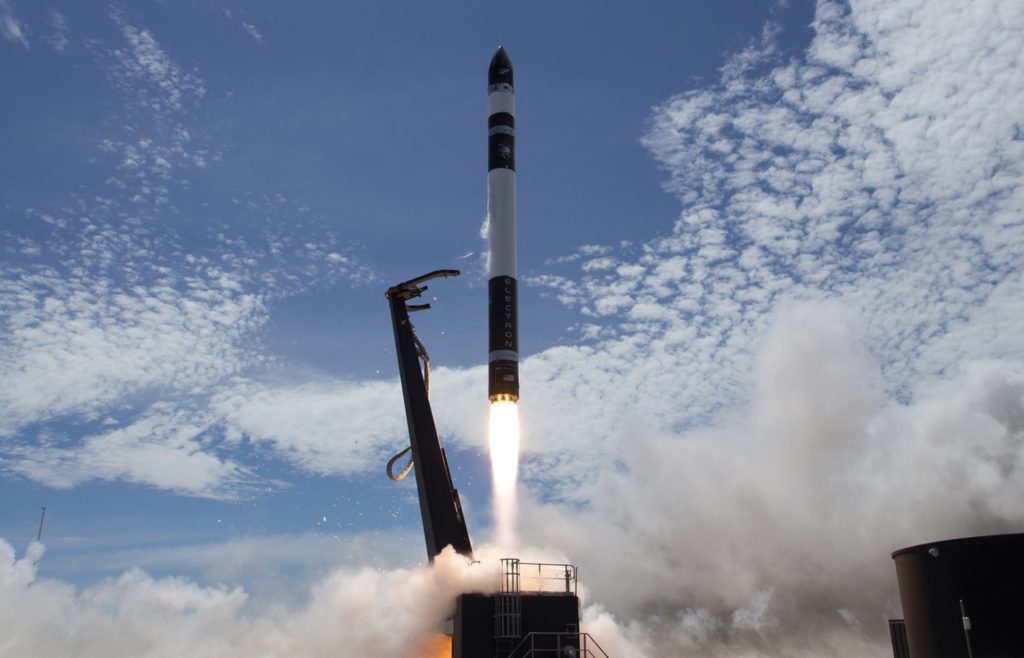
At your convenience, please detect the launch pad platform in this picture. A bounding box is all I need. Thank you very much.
[452,559,608,658]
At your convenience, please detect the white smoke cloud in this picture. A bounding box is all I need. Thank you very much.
[0,535,659,657]
[517,301,1024,656]
[189,304,1019,657]
[0,540,509,658]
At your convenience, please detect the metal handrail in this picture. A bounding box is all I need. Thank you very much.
[502,560,578,596]
[507,632,609,658]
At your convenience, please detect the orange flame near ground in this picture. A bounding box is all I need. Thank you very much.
[412,633,452,658]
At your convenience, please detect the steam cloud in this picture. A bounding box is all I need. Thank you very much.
[0,542,502,658]
[519,303,1024,656]
[5,304,1020,658]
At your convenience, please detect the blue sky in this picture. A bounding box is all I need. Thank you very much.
[1,1,1023,656]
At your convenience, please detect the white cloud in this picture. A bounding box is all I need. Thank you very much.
[0,198,368,491]
[0,253,266,435]
[47,10,218,214]
[108,11,205,114]
[5,406,249,498]
[242,22,263,44]
[0,5,369,491]
[528,0,1024,446]
[208,364,488,479]
[213,378,408,476]
[46,9,68,53]
[9,0,1008,522]
[0,0,28,49]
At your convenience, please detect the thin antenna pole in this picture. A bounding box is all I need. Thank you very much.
[959,599,975,658]
[37,506,47,542]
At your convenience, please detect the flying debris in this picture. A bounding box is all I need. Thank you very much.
[487,46,519,403]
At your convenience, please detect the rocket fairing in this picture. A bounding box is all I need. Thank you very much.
[487,46,519,403]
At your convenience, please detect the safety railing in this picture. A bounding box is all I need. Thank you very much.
[507,632,609,658]
[508,560,578,596]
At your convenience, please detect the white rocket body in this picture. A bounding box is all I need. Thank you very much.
[487,47,519,402]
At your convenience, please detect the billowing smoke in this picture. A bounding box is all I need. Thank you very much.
[0,541,503,658]
[517,302,1024,656]
[0,538,645,656]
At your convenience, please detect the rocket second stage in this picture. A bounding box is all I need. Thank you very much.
[487,47,519,402]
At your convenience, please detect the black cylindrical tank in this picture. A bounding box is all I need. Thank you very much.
[892,533,1024,658]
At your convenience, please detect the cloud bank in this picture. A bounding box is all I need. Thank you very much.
[0,10,366,496]
[6,0,1018,505]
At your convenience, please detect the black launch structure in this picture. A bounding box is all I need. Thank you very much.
[384,270,601,657]
[385,270,473,561]
[889,533,1024,658]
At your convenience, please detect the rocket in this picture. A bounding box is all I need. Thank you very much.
[487,46,519,403]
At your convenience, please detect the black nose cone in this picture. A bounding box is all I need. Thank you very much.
[489,46,513,90]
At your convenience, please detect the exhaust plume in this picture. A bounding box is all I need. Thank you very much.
[488,400,521,551]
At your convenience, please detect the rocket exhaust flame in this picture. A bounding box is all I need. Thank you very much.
[488,400,520,550]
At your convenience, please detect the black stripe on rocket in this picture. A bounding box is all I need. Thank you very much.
[488,114,515,172]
